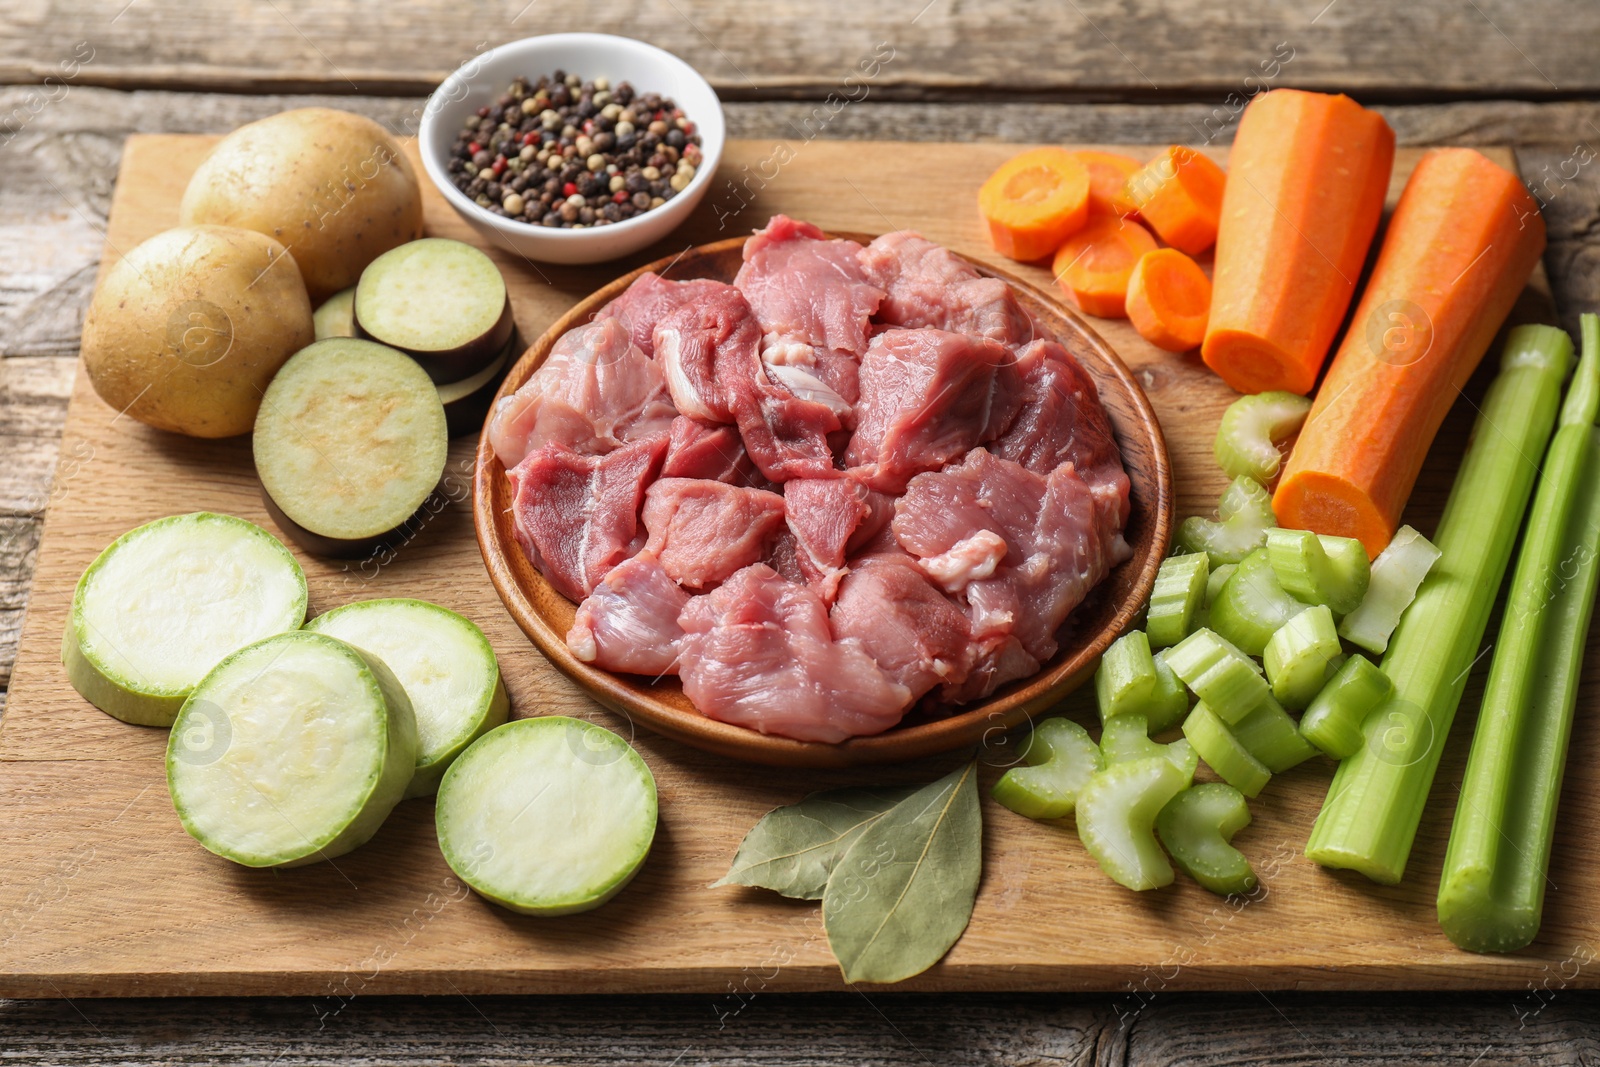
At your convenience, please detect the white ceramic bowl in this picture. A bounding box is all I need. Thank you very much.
[419,33,725,265]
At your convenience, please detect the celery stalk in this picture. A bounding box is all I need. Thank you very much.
[1146,651,1193,734]
[1182,703,1271,797]
[1265,529,1370,615]
[1262,604,1340,709]
[1300,654,1392,760]
[1175,477,1276,565]
[1156,783,1258,896]
[1206,548,1306,656]
[1338,526,1441,655]
[1229,694,1319,773]
[1164,628,1268,724]
[1214,391,1312,485]
[1306,325,1573,885]
[993,717,1104,820]
[1205,563,1237,608]
[1438,314,1600,951]
[1147,552,1209,648]
[1101,713,1199,782]
[1095,631,1158,720]
[1075,757,1190,890]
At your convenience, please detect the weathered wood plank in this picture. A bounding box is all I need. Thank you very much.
[0,1,1594,99]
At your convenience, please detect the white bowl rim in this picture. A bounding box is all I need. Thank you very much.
[418,32,726,244]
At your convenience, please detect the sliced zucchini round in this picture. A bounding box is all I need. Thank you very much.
[167,630,419,868]
[354,238,513,383]
[439,337,514,438]
[254,338,448,558]
[305,598,509,797]
[436,717,657,915]
[312,287,357,340]
[62,512,307,727]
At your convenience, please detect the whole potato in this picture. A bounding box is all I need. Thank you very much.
[179,108,423,301]
[82,225,314,438]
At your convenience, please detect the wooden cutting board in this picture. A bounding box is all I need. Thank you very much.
[0,135,1585,997]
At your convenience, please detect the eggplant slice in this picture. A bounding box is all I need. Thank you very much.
[355,238,513,383]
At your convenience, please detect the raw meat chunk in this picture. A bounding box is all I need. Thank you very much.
[782,474,873,599]
[939,635,1040,705]
[860,230,1041,348]
[660,416,759,486]
[727,368,843,483]
[677,565,912,742]
[508,434,668,601]
[641,478,787,590]
[567,556,691,676]
[845,328,1023,492]
[830,554,973,700]
[991,338,1131,540]
[764,528,809,585]
[597,272,718,358]
[651,280,764,423]
[916,529,1009,594]
[488,318,675,468]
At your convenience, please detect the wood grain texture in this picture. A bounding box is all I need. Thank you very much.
[0,133,1588,1001]
[0,1,1595,99]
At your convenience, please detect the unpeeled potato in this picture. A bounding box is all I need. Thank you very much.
[179,108,423,301]
[81,225,314,438]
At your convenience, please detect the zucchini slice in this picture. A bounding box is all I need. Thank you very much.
[166,630,419,867]
[312,287,357,340]
[254,338,448,558]
[62,512,307,727]
[438,338,514,438]
[305,598,509,797]
[436,717,657,915]
[354,238,513,383]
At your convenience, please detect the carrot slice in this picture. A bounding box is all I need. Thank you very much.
[1067,150,1142,217]
[1274,148,1547,556]
[1127,249,1212,352]
[978,148,1091,262]
[1052,215,1159,319]
[1121,146,1227,256]
[1202,90,1396,395]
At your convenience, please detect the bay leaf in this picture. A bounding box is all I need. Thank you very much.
[714,785,919,899]
[822,761,982,984]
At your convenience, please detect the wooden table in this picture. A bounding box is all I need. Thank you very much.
[4,2,1600,1062]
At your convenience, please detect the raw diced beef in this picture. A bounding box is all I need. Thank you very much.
[641,478,787,590]
[488,318,675,468]
[939,635,1040,705]
[660,416,759,486]
[508,434,668,601]
[764,528,808,585]
[845,328,1023,492]
[652,279,764,424]
[830,554,973,701]
[859,231,1041,348]
[727,368,843,483]
[782,474,872,599]
[677,565,912,743]
[567,556,690,676]
[598,272,722,359]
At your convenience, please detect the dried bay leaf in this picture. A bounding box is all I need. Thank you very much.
[714,785,918,899]
[822,762,982,984]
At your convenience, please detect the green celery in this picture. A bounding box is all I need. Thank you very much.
[1214,391,1313,485]
[1147,552,1209,648]
[1075,757,1190,890]
[1262,604,1340,709]
[1146,651,1193,734]
[1300,654,1392,760]
[1164,628,1268,724]
[1265,528,1371,615]
[1101,713,1199,782]
[992,717,1104,820]
[1338,526,1441,655]
[1095,631,1157,720]
[1205,563,1237,608]
[1175,477,1277,565]
[1229,694,1319,773]
[1439,314,1600,952]
[1182,703,1271,797]
[1207,548,1307,656]
[1156,783,1258,896]
[1306,325,1572,885]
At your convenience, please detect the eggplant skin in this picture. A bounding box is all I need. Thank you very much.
[358,296,514,384]
[261,486,442,561]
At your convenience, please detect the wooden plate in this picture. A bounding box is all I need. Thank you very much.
[473,234,1172,767]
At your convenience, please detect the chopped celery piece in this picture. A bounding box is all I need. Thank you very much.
[1164,627,1268,724]
[1101,713,1199,783]
[1174,477,1277,566]
[1208,547,1307,656]
[1075,757,1190,891]
[992,717,1104,820]
[1439,314,1600,952]
[1300,654,1392,759]
[1265,528,1371,615]
[1181,703,1271,797]
[1095,631,1157,721]
[1263,604,1340,709]
[1147,552,1209,649]
[1308,324,1571,885]
[1229,694,1319,772]
[1156,783,1258,896]
[1214,391,1312,485]
[1204,563,1237,608]
[1338,525,1441,655]
[1145,651,1192,734]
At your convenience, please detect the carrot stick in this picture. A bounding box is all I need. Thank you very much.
[978,148,1091,261]
[1126,249,1212,352]
[1274,148,1547,557]
[1067,150,1141,217]
[1051,215,1159,319]
[1202,89,1396,395]
[1120,146,1227,256]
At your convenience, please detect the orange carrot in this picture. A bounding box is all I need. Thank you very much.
[1120,146,1226,256]
[1052,214,1159,319]
[1067,150,1141,217]
[1127,249,1212,352]
[1202,89,1396,395]
[1274,148,1547,556]
[978,148,1091,261]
